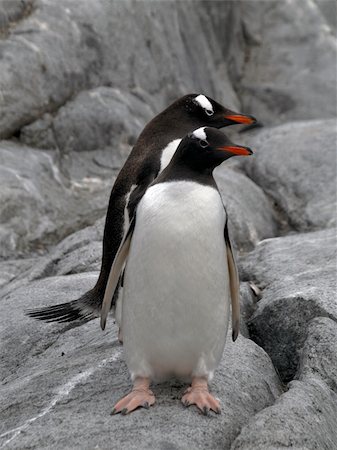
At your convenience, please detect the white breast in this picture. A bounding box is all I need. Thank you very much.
[122,181,230,382]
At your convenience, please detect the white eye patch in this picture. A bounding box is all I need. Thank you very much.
[192,127,207,141]
[193,95,214,115]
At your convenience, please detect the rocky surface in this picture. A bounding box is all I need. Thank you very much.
[239,119,337,232]
[0,274,282,449]
[0,1,336,449]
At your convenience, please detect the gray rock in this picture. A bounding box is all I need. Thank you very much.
[0,141,110,258]
[21,87,154,153]
[239,119,337,232]
[0,0,34,35]
[0,0,239,140]
[0,257,37,289]
[299,317,337,393]
[315,0,337,31]
[240,228,337,381]
[0,273,282,449]
[28,218,104,282]
[234,0,337,125]
[231,378,337,450]
[231,317,337,450]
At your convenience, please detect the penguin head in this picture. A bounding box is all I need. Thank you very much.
[177,127,253,171]
[180,94,257,128]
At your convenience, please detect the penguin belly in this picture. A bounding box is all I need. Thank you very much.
[122,181,230,382]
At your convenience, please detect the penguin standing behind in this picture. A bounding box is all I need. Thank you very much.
[100,127,253,415]
[27,94,255,329]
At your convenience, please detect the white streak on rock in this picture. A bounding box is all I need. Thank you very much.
[0,350,121,448]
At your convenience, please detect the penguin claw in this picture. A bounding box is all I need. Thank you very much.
[111,387,155,416]
[181,386,220,416]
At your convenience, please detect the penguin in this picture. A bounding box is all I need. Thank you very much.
[27,94,256,330]
[100,127,253,415]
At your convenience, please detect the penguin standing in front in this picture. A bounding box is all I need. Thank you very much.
[28,95,256,331]
[100,127,253,415]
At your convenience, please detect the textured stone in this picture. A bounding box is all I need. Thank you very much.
[231,378,337,450]
[239,119,337,232]
[0,141,111,258]
[240,228,337,381]
[299,317,337,393]
[0,0,239,140]
[231,317,337,450]
[234,0,337,125]
[0,274,282,449]
[21,87,154,153]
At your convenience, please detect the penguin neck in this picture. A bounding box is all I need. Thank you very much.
[157,156,217,188]
[138,110,202,150]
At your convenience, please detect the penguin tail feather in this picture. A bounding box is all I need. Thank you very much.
[26,289,102,323]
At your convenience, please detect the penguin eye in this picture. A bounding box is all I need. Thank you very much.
[199,140,209,148]
[205,109,213,116]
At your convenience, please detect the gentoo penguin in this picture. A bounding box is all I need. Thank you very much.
[100,127,253,415]
[27,94,256,330]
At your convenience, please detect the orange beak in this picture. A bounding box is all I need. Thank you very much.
[224,114,256,125]
[217,145,253,156]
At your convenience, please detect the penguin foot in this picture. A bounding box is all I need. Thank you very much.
[181,378,220,415]
[111,378,155,415]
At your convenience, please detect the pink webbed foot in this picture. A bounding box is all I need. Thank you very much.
[181,379,221,415]
[111,378,155,415]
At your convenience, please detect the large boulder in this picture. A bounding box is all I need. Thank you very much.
[239,228,337,382]
[0,0,239,141]
[239,119,337,232]
[0,141,111,258]
[0,273,282,450]
[232,0,337,125]
[231,317,337,450]
[20,87,154,153]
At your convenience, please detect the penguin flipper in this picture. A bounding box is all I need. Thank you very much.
[100,217,135,331]
[224,220,240,342]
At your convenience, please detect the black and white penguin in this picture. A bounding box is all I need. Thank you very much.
[100,127,253,415]
[27,94,256,328]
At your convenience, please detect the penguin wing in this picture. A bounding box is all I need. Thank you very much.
[224,219,240,342]
[100,217,136,330]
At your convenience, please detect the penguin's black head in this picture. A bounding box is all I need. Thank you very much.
[176,127,253,171]
[180,94,257,128]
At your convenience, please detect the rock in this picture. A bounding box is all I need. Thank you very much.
[315,0,337,31]
[215,167,279,251]
[234,0,337,125]
[231,317,337,450]
[0,0,34,35]
[231,378,337,450]
[0,0,239,140]
[239,119,337,232]
[0,141,110,258]
[0,257,37,289]
[27,218,104,282]
[0,272,282,449]
[20,87,154,153]
[299,317,337,393]
[239,228,337,381]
